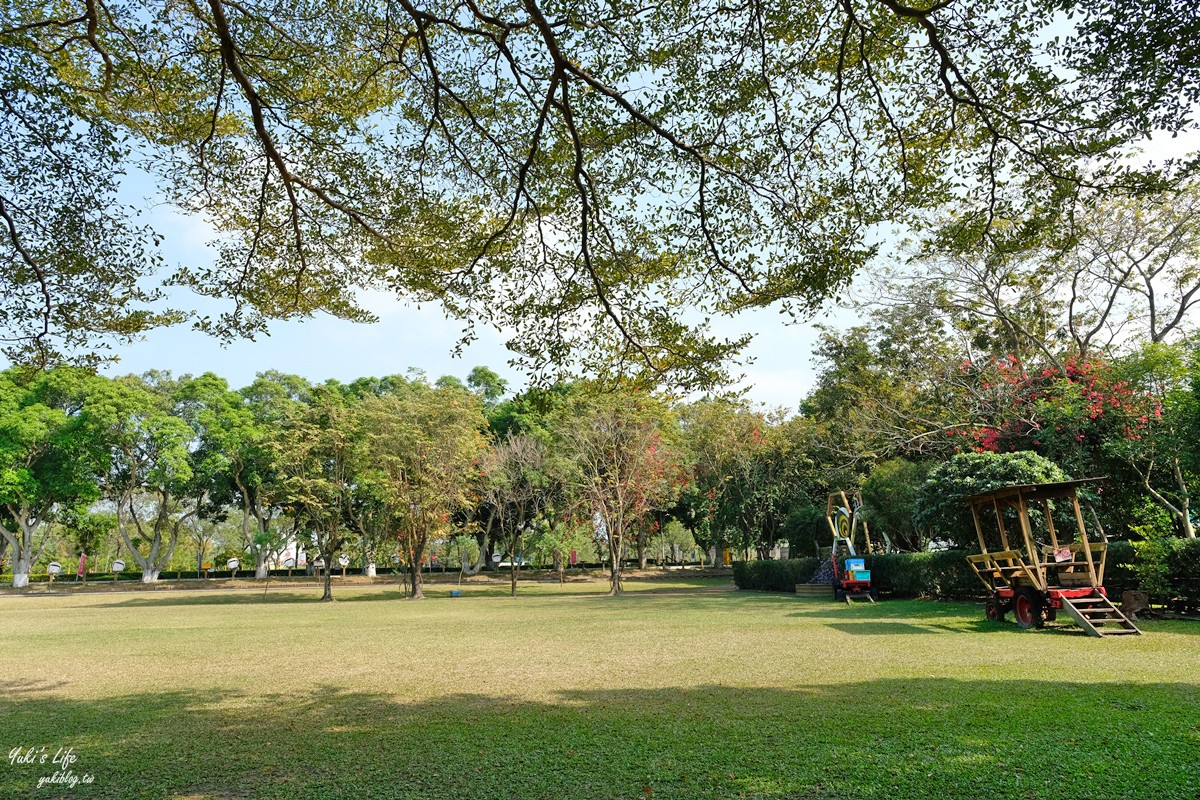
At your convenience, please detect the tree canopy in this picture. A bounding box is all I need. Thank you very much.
[3,1,1197,384]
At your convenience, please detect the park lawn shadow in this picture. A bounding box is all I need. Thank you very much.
[826,621,941,635]
[86,582,739,610]
[1,678,1196,800]
[783,598,976,621]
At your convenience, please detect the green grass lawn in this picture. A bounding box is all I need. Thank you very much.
[1,579,1197,799]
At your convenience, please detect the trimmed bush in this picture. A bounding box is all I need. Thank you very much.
[733,558,820,592]
[860,552,979,599]
[1153,537,1200,608]
[1103,540,1137,598]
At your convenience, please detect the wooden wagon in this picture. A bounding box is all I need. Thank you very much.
[963,479,1141,637]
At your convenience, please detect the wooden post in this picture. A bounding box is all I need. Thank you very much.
[972,505,988,555]
[1041,499,1060,550]
[993,499,1011,551]
[1015,493,1043,589]
[1072,494,1099,587]
[857,493,874,554]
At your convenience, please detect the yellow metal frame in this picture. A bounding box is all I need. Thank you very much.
[825,490,873,555]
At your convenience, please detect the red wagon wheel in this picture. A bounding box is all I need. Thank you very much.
[984,599,1005,622]
[1013,587,1045,629]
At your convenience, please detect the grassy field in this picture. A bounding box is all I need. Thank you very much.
[1,577,1197,799]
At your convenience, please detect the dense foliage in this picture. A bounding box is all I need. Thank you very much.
[1,1,1197,387]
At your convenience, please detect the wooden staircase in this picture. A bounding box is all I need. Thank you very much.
[1061,591,1142,637]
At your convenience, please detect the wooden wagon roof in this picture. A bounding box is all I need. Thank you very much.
[963,478,1104,509]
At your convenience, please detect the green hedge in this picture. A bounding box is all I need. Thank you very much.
[861,552,979,600]
[732,558,820,592]
[1101,540,1137,597]
[734,538,1200,604]
[734,552,977,598]
[1166,537,1200,604]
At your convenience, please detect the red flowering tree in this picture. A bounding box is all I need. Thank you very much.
[947,349,1190,536]
[1102,344,1196,538]
[552,390,684,595]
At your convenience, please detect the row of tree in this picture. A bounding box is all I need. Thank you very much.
[1,366,785,599]
[4,328,1196,597]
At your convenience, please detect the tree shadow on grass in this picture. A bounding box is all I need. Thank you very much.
[2,678,1196,800]
[85,584,740,610]
[92,588,420,608]
[825,622,941,636]
[785,601,1128,637]
[783,598,975,621]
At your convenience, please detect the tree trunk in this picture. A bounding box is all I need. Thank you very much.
[321,564,333,601]
[364,562,377,577]
[5,508,45,589]
[142,569,160,583]
[1175,462,1195,538]
[510,561,518,597]
[408,562,424,599]
[12,552,30,588]
[255,557,269,579]
[607,527,624,596]
[1141,459,1197,539]
[462,511,491,576]
[608,558,622,595]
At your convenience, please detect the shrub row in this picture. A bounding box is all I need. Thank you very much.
[731,558,820,593]
[734,552,978,599]
[735,537,1200,605]
[860,552,979,600]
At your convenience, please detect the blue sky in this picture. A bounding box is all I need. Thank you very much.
[89,178,856,411]
[99,266,848,412]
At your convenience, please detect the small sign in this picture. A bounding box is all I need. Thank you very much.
[283,556,296,568]
[47,562,62,576]
[227,558,240,570]
[112,560,126,573]
[338,554,350,567]
[491,553,502,563]
[313,558,326,568]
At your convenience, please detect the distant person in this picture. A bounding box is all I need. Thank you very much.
[76,553,87,582]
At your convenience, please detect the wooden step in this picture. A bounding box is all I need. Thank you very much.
[1061,591,1142,637]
